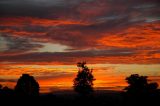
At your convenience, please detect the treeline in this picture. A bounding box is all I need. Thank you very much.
[0,62,160,106]
[0,74,39,97]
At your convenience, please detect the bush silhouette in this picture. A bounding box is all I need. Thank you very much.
[124,74,148,95]
[125,74,159,93]
[15,74,39,96]
[124,74,160,104]
[73,62,95,95]
[0,85,14,97]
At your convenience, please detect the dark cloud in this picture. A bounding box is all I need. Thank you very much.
[0,78,16,82]
[0,0,159,20]
[0,34,43,53]
[36,72,74,80]
[0,0,159,64]
[0,48,137,63]
[0,0,92,18]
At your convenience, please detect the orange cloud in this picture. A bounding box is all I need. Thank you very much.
[98,21,160,48]
[0,17,90,27]
[0,19,160,65]
[0,28,46,36]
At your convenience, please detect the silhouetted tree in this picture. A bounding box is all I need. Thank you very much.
[124,74,148,96]
[124,74,160,105]
[15,74,39,96]
[73,62,95,95]
[124,74,159,95]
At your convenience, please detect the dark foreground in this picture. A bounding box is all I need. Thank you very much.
[0,90,160,106]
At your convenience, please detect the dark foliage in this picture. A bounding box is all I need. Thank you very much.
[124,74,160,105]
[15,74,39,96]
[0,85,14,97]
[73,62,95,95]
[0,72,160,106]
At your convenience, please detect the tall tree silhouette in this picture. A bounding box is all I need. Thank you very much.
[73,62,95,95]
[15,74,39,96]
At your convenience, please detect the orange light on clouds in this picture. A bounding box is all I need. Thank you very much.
[0,17,90,27]
[98,22,160,48]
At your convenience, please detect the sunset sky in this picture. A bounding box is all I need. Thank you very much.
[0,0,160,93]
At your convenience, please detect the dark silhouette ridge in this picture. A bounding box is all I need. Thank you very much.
[0,72,160,106]
[73,62,95,96]
[15,74,39,96]
[0,85,14,97]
